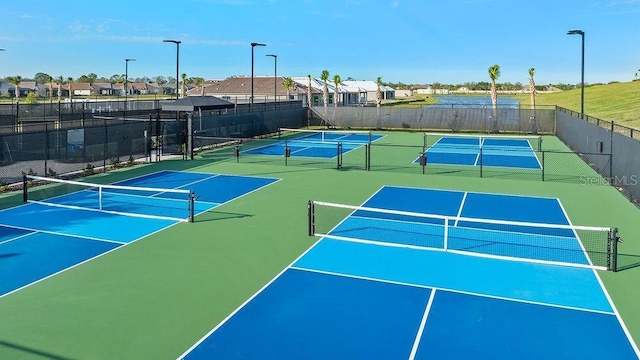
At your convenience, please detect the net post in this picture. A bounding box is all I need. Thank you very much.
[284,141,290,166]
[22,174,28,203]
[308,200,315,236]
[367,143,372,171]
[234,145,240,163]
[364,144,369,171]
[610,227,619,272]
[538,136,542,152]
[189,191,195,223]
[337,142,342,169]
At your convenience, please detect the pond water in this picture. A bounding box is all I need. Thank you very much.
[429,96,521,109]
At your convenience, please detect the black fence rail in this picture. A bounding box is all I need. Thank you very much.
[557,107,638,140]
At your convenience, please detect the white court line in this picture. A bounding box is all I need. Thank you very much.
[409,289,436,360]
[0,216,179,301]
[0,231,38,246]
[0,221,126,245]
[556,199,640,358]
[291,266,615,316]
[454,192,468,227]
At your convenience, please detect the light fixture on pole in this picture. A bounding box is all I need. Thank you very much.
[567,29,585,119]
[125,58,136,112]
[266,54,277,108]
[250,42,266,108]
[163,39,181,100]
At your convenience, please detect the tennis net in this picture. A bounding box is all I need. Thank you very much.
[308,200,619,271]
[23,175,195,222]
[279,128,372,144]
[424,132,542,151]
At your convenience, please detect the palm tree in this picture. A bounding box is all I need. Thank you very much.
[307,75,313,107]
[67,77,74,101]
[528,67,537,134]
[376,76,383,107]
[283,77,293,100]
[56,76,64,102]
[488,64,501,132]
[181,73,187,98]
[195,77,205,96]
[332,74,341,107]
[376,76,383,129]
[6,75,22,101]
[320,70,329,109]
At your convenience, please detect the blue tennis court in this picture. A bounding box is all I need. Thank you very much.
[180,186,639,359]
[0,170,279,298]
[244,131,383,158]
[419,135,542,169]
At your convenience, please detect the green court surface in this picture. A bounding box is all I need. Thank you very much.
[0,132,639,359]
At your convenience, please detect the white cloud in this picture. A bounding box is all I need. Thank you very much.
[391,0,400,8]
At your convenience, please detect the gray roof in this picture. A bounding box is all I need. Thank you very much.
[161,96,236,112]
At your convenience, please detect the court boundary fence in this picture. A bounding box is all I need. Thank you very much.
[308,200,620,271]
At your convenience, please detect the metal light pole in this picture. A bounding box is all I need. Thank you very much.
[250,42,266,108]
[567,29,585,119]
[266,54,277,108]
[163,39,181,100]
[125,58,136,113]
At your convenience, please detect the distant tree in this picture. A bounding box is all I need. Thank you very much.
[34,72,51,84]
[283,77,293,99]
[320,70,329,109]
[180,73,187,98]
[167,76,176,84]
[332,74,341,107]
[194,77,205,96]
[155,76,168,85]
[345,76,355,81]
[488,64,501,132]
[67,77,74,101]
[5,75,23,100]
[110,74,125,84]
[25,92,38,104]
[307,75,313,108]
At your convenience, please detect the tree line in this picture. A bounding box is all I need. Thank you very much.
[1,72,206,85]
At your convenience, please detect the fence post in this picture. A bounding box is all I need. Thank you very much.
[610,121,614,181]
[103,119,108,172]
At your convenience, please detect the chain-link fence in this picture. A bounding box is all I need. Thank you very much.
[0,102,308,187]
[309,106,556,134]
[556,108,639,203]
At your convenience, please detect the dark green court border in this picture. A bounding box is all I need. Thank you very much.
[0,132,638,359]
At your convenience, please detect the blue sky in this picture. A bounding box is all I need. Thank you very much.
[1,0,639,85]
